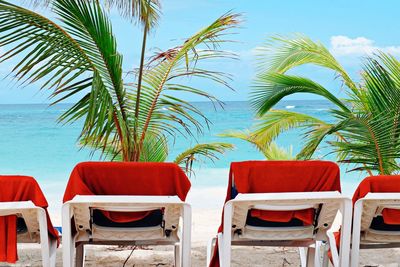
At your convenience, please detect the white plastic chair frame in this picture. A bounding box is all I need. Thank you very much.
[62,195,191,267]
[0,201,57,267]
[206,191,352,267]
[349,193,400,267]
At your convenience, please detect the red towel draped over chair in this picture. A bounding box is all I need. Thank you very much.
[0,176,59,263]
[63,162,191,223]
[209,160,341,267]
[353,175,400,224]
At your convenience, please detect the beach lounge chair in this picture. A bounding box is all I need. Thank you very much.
[206,161,352,267]
[327,175,400,267]
[0,176,59,267]
[62,162,192,267]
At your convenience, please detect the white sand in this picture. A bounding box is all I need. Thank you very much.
[4,187,400,266]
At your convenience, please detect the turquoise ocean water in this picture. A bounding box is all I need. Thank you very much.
[0,100,366,197]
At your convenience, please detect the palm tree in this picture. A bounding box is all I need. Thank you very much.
[248,35,400,175]
[0,0,239,170]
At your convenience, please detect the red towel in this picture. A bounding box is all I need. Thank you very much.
[209,160,341,267]
[0,176,59,263]
[63,162,191,223]
[353,175,400,224]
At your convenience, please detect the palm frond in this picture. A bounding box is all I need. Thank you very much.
[24,0,161,29]
[102,0,160,28]
[256,34,358,93]
[219,130,294,160]
[263,142,294,160]
[250,35,400,175]
[332,111,400,174]
[296,122,344,159]
[0,0,92,91]
[0,1,240,169]
[174,143,234,175]
[138,132,168,162]
[81,130,168,163]
[361,54,400,117]
[136,13,240,152]
[219,129,265,152]
[252,110,327,144]
[52,0,133,159]
[251,73,350,116]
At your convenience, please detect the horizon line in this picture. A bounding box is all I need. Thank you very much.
[0,99,331,105]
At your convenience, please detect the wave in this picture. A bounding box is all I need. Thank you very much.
[285,105,295,109]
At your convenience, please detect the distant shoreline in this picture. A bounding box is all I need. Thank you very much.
[0,99,334,106]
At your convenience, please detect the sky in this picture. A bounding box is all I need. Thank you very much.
[1,0,400,104]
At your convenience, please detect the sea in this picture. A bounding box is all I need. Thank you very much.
[0,100,366,220]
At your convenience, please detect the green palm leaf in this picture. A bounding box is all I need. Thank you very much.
[256,35,358,93]
[102,0,160,28]
[251,73,350,116]
[53,0,132,160]
[252,110,327,144]
[135,12,240,153]
[25,0,160,29]
[219,130,293,160]
[0,1,241,171]
[251,35,400,175]
[0,0,91,91]
[174,143,234,175]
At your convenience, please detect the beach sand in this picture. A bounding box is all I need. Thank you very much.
[5,187,400,266]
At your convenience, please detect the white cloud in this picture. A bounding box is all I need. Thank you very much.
[330,35,400,56]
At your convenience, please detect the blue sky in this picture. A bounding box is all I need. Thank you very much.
[1,0,400,103]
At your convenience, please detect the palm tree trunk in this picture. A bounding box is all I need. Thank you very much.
[113,111,129,161]
[133,16,150,161]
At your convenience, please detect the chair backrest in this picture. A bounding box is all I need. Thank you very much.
[63,162,191,225]
[0,176,58,251]
[228,160,341,226]
[0,176,48,205]
[354,175,400,230]
[230,160,341,194]
[64,162,191,201]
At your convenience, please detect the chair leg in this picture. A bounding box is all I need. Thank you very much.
[340,199,352,267]
[181,204,192,267]
[221,203,233,267]
[62,203,75,267]
[350,201,363,267]
[206,237,216,266]
[76,243,85,267]
[174,243,181,267]
[306,246,315,267]
[49,237,57,267]
[327,231,339,267]
[38,209,51,267]
[217,233,224,267]
[314,241,322,267]
[299,247,308,267]
[321,242,329,267]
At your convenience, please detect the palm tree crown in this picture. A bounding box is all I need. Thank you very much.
[250,35,400,175]
[0,0,239,170]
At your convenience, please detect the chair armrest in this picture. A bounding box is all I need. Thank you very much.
[63,195,188,214]
[0,201,40,216]
[67,195,183,204]
[0,201,36,209]
[356,193,400,213]
[227,191,347,209]
[363,192,400,201]
[354,193,400,232]
[223,192,351,236]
